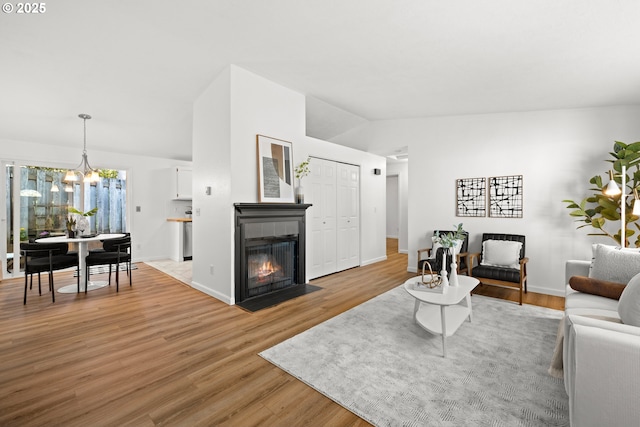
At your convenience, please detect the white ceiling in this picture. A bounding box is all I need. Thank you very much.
[2,0,639,161]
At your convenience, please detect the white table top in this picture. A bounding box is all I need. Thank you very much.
[403,275,479,306]
[36,233,125,243]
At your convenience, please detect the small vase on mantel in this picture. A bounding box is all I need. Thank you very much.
[295,184,305,204]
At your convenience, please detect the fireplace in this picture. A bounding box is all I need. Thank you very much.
[234,203,312,310]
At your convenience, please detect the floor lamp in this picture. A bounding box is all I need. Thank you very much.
[604,164,640,248]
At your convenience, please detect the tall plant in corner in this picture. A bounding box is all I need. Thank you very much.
[563,141,640,247]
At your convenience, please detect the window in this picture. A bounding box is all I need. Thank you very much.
[2,165,127,275]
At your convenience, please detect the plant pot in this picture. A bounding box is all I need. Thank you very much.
[67,230,76,238]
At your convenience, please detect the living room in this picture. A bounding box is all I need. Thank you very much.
[2,1,640,425]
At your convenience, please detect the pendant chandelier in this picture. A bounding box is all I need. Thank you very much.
[64,113,100,183]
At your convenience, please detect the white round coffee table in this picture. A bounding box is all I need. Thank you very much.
[403,274,479,357]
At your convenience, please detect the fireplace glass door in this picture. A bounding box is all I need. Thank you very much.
[246,239,297,298]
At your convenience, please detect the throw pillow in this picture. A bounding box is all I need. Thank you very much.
[589,243,640,284]
[569,276,626,300]
[481,239,522,270]
[618,272,640,327]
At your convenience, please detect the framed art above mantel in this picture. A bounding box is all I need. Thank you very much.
[256,135,295,203]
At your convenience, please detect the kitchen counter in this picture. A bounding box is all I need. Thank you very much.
[167,217,192,222]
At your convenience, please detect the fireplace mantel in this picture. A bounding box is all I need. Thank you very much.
[234,203,312,216]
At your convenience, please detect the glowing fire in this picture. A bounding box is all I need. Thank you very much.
[257,260,277,279]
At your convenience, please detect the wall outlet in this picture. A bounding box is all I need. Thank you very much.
[209,264,214,275]
[196,208,201,216]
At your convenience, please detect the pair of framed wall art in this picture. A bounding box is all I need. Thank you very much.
[456,175,523,218]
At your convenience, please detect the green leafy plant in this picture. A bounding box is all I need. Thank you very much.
[434,223,466,248]
[68,207,98,217]
[294,157,311,180]
[563,141,640,247]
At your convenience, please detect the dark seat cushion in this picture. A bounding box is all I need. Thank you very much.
[86,251,130,265]
[472,265,520,283]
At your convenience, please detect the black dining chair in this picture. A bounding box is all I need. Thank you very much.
[20,242,80,304]
[85,236,132,292]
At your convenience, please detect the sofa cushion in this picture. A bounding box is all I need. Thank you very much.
[589,243,640,284]
[481,239,522,270]
[569,276,626,300]
[565,284,621,316]
[618,272,640,327]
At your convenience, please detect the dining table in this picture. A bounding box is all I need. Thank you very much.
[36,233,125,293]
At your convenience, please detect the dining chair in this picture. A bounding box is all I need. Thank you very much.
[20,242,80,304]
[85,236,132,292]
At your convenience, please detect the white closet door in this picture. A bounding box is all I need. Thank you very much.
[337,163,360,271]
[307,158,337,279]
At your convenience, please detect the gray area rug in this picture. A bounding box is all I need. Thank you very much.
[260,285,568,426]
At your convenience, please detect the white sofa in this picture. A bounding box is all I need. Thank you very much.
[563,260,640,427]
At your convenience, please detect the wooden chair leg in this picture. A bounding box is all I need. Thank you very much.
[115,263,119,292]
[38,272,42,295]
[519,284,523,305]
[108,264,112,286]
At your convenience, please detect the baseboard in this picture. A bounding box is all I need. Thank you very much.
[398,249,408,254]
[527,285,565,297]
[190,280,234,305]
[361,255,387,266]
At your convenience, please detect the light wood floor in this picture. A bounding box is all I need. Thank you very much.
[0,239,563,426]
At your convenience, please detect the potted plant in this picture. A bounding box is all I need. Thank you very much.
[433,223,466,286]
[294,157,311,204]
[68,207,98,236]
[563,141,640,247]
[66,215,77,238]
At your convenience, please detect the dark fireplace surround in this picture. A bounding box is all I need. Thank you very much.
[234,203,312,310]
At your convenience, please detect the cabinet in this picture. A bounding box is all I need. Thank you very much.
[170,167,192,200]
[307,158,360,279]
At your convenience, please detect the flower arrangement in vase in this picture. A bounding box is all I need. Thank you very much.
[68,207,98,236]
[433,223,466,286]
[294,157,311,203]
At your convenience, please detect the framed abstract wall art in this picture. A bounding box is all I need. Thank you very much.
[456,177,486,217]
[489,175,523,218]
[257,135,295,203]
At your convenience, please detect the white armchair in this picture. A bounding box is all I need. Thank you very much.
[563,315,640,426]
[563,259,640,427]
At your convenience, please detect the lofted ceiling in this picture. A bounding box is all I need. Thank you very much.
[1,0,639,161]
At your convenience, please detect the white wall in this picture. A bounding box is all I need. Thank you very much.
[334,105,640,296]
[0,138,192,263]
[387,161,408,253]
[191,65,387,304]
[191,67,233,303]
[386,175,399,238]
